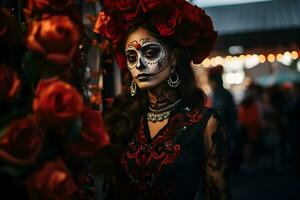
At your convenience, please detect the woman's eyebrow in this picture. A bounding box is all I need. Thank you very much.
[140,38,151,45]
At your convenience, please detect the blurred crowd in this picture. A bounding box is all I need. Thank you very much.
[207,65,300,176]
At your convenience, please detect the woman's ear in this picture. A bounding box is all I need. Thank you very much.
[170,48,180,66]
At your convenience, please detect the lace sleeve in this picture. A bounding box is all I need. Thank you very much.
[203,111,231,200]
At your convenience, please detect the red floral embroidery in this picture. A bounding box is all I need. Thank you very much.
[120,107,204,198]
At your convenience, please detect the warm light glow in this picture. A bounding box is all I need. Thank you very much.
[282,52,292,66]
[284,51,291,57]
[259,55,266,63]
[223,71,245,85]
[239,55,246,60]
[215,56,224,65]
[211,57,218,67]
[276,53,283,62]
[202,58,211,68]
[291,51,298,60]
[225,55,233,61]
[267,54,275,62]
[245,54,259,69]
[246,54,252,59]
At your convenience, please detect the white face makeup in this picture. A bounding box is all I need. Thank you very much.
[125,27,175,90]
[126,40,166,72]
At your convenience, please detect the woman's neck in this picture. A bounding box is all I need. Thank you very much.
[147,82,180,110]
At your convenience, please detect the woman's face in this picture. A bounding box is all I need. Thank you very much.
[125,27,176,90]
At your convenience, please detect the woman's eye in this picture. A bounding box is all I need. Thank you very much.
[144,48,160,59]
[126,54,137,63]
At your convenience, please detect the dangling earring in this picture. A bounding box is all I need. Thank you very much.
[167,68,180,88]
[130,80,137,96]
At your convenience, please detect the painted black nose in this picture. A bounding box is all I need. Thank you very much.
[136,58,146,70]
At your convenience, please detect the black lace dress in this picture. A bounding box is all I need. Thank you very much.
[110,104,231,200]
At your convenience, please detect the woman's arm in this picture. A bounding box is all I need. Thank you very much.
[203,111,231,200]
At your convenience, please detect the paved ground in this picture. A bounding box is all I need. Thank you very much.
[231,153,300,200]
[232,173,300,200]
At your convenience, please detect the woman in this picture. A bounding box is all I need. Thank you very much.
[94,0,231,199]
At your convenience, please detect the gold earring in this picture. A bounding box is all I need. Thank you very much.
[130,80,137,96]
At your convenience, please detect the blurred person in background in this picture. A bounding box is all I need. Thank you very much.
[260,86,287,173]
[238,83,263,173]
[284,83,300,175]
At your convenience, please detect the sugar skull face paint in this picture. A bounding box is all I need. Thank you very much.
[125,27,175,90]
[126,40,166,71]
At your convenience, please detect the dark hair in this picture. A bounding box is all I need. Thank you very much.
[102,23,206,175]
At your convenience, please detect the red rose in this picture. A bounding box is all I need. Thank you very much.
[140,0,181,13]
[70,107,110,156]
[0,64,21,102]
[176,2,212,46]
[94,11,127,45]
[27,15,80,65]
[155,8,179,37]
[0,117,44,165]
[93,11,110,35]
[105,18,128,45]
[104,0,141,22]
[33,77,84,127]
[26,159,76,200]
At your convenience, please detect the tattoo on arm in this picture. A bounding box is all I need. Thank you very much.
[204,111,231,200]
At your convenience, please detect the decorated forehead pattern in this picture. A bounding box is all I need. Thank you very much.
[127,38,151,50]
[125,38,167,70]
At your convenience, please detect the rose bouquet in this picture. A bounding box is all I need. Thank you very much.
[0,1,109,199]
[93,0,217,70]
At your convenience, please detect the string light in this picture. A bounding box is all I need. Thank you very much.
[225,55,233,61]
[239,55,246,60]
[276,53,283,62]
[202,51,299,67]
[284,51,291,57]
[291,51,298,60]
[202,58,211,68]
[267,54,275,62]
[215,56,223,65]
[259,55,266,63]
[210,57,218,67]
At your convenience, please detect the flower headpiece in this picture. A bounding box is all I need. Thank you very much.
[94,0,217,70]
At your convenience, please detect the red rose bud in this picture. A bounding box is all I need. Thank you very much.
[0,64,21,102]
[0,117,44,165]
[27,15,80,65]
[33,77,84,129]
[26,159,76,200]
[70,107,110,156]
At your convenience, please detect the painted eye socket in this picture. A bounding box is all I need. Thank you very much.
[142,44,162,60]
[144,48,160,59]
[126,50,138,63]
